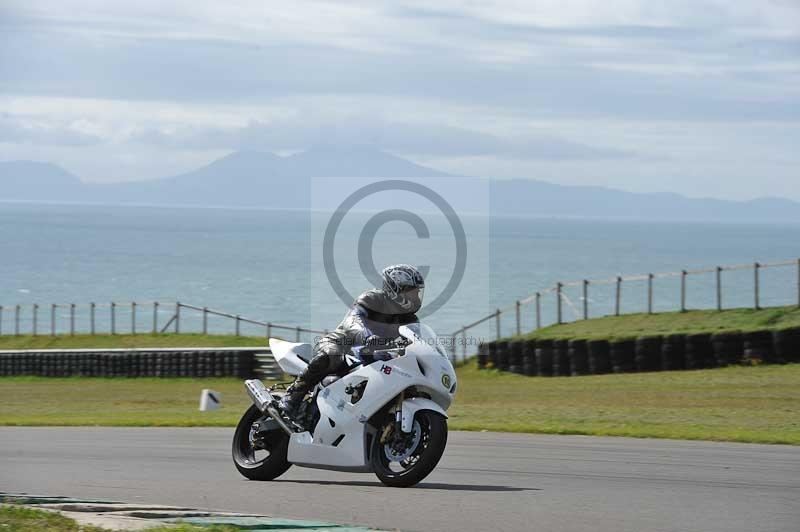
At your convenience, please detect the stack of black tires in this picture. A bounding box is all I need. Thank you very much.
[477,326,800,377]
[0,349,260,378]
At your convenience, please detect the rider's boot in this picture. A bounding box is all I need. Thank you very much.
[278,379,309,421]
[279,350,339,421]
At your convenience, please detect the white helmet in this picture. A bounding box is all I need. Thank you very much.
[381,264,425,313]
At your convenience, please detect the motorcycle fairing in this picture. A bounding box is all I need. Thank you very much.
[269,338,312,376]
[286,350,452,472]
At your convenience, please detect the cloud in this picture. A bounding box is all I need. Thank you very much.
[0,114,103,146]
[0,0,798,199]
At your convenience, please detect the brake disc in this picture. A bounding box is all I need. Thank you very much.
[383,420,422,463]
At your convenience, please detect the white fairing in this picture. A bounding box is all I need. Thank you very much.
[268,338,311,376]
[285,323,456,472]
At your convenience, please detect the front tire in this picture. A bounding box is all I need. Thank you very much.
[232,404,292,480]
[371,411,447,487]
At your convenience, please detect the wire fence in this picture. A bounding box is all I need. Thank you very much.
[0,301,327,343]
[4,258,799,364]
[448,258,800,362]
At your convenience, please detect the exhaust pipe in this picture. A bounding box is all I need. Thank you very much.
[244,379,295,436]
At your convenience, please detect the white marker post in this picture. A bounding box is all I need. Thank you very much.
[199,389,222,411]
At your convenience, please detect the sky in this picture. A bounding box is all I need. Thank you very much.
[0,0,798,200]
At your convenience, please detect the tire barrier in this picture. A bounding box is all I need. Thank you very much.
[567,339,589,376]
[535,339,554,377]
[476,343,488,369]
[711,331,743,367]
[522,340,537,376]
[635,336,662,372]
[587,339,611,375]
[496,340,510,372]
[773,327,800,364]
[0,348,271,379]
[487,342,498,369]
[508,340,524,374]
[661,334,686,371]
[610,339,636,374]
[685,333,715,369]
[552,339,570,376]
[743,330,774,364]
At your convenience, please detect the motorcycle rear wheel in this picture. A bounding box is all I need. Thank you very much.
[371,411,447,487]
[232,404,292,480]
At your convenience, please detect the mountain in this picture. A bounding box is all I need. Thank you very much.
[0,161,85,201]
[1,149,799,222]
[489,179,800,222]
[91,147,451,207]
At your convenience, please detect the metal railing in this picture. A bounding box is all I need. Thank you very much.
[448,258,800,361]
[0,301,327,342]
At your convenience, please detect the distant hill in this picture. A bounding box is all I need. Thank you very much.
[1,149,799,222]
[0,161,85,201]
[491,179,800,222]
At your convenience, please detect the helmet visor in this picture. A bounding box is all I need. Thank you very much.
[400,286,423,311]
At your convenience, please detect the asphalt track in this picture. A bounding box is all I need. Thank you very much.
[1,428,798,532]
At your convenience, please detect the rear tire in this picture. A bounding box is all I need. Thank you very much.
[371,411,447,488]
[232,405,292,480]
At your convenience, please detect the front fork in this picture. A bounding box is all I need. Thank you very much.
[379,391,406,444]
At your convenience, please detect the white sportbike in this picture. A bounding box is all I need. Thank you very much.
[232,323,457,487]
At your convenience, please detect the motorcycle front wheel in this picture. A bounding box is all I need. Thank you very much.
[371,411,448,487]
[232,404,292,480]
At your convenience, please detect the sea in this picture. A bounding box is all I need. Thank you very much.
[1,202,799,343]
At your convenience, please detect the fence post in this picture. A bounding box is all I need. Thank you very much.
[131,302,137,335]
[754,262,760,310]
[647,274,654,314]
[680,270,687,312]
[14,305,20,336]
[152,302,158,333]
[515,301,521,336]
[235,315,241,336]
[51,304,56,336]
[111,302,116,335]
[90,302,96,335]
[461,327,467,361]
[0,305,3,335]
[70,303,75,336]
[797,258,800,308]
[202,307,208,335]
[716,267,722,311]
[582,280,589,320]
[556,283,563,324]
[175,302,180,334]
[615,277,622,316]
[535,292,541,329]
[32,304,38,336]
[266,322,272,339]
[495,309,501,340]
[295,326,301,342]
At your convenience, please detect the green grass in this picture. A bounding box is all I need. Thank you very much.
[0,504,238,532]
[0,333,268,350]
[1,363,798,444]
[522,306,800,341]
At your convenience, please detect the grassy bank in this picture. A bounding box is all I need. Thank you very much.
[1,363,798,444]
[0,504,237,532]
[2,306,797,351]
[523,306,800,341]
[0,333,267,350]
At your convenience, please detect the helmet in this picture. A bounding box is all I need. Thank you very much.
[381,264,425,313]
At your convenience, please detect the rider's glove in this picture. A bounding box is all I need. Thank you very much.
[364,335,383,348]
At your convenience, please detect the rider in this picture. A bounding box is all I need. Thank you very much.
[279,264,425,418]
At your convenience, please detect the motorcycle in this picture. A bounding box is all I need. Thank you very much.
[232,322,457,487]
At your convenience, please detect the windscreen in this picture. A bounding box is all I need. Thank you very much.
[402,323,448,356]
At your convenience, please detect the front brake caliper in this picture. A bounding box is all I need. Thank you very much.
[379,423,394,444]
